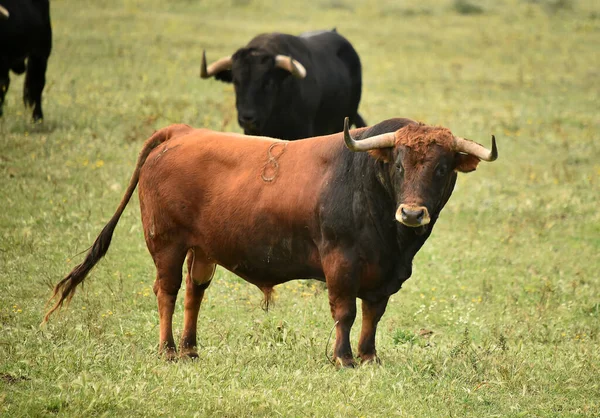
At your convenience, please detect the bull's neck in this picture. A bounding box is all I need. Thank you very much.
[350,149,437,261]
[346,150,399,246]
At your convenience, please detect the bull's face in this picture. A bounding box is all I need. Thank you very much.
[388,139,476,228]
[343,118,497,229]
[200,48,307,136]
[230,50,285,135]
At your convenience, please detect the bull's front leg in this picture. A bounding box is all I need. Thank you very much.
[322,249,359,368]
[357,296,390,364]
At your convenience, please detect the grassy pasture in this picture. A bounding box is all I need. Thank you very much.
[1,0,599,416]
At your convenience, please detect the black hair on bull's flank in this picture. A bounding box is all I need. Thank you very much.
[318,118,459,296]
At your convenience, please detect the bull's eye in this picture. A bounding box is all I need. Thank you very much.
[435,164,448,177]
[395,163,404,175]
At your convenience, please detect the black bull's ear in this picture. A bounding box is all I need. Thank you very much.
[214,70,233,83]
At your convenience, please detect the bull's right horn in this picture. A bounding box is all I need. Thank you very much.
[453,135,498,162]
[274,55,307,79]
[0,5,9,19]
[343,117,395,152]
[200,50,233,79]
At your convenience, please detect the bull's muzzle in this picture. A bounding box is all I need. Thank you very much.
[396,204,431,227]
[238,113,259,133]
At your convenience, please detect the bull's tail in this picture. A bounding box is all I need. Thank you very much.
[42,124,191,323]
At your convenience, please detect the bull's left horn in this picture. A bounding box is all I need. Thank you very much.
[200,50,233,79]
[453,135,498,162]
[0,5,9,19]
[274,55,306,79]
[343,117,395,152]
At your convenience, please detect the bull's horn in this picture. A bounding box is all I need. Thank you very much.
[453,135,498,162]
[343,117,395,152]
[274,55,306,79]
[200,50,233,79]
[0,5,9,19]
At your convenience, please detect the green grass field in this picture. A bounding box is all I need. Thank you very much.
[1,0,599,416]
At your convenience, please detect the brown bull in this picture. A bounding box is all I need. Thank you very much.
[44,117,497,367]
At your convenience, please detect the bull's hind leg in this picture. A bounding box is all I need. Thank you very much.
[180,248,215,359]
[152,246,187,361]
[322,248,359,368]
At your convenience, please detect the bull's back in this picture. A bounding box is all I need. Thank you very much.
[300,31,363,134]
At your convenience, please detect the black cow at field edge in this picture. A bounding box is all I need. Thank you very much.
[201,29,366,140]
[0,0,52,122]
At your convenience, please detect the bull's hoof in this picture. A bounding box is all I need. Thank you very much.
[160,347,178,362]
[335,356,357,369]
[32,112,43,123]
[180,348,199,360]
[359,354,381,365]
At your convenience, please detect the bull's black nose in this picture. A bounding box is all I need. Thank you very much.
[238,113,258,130]
[401,207,425,223]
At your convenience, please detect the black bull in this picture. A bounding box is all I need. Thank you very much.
[0,0,52,122]
[201,30,366,140]
[44,118,497,367]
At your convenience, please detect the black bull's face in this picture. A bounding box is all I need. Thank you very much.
[200,47,306,136]
[230,50,288,135]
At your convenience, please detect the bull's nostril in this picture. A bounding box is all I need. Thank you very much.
[401,207,409,221]
[416,209,424,221]
[400,206,426,225]
[239,114,258,127]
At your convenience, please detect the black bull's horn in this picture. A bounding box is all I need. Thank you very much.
[200,51,233,79]
[200,50,306,79]
[274,55,306,79]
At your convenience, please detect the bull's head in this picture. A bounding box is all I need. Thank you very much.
[343,117,497,228]
[200,49,306,135]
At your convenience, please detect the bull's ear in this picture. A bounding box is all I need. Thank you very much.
[367,149,393,163]
[455,153,481,173]
[214,70,233,83]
